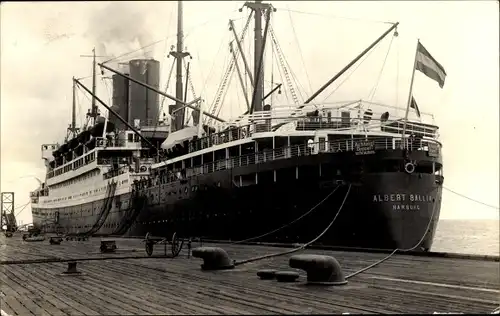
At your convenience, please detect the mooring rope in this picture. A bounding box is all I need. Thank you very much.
[233,184,351,266]
[230,184,341,245]
[345,186,441,279]
[0,255,174,266]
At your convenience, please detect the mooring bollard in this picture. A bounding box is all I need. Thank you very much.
[257,269,277,280]
[100,240,117,253]
[61,261,82,276]
[50,236,63,245]
[192,247,235,270]
[275,271,300,283]
[289,254,347,286]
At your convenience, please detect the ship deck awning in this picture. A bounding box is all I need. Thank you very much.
[160,126,198,150]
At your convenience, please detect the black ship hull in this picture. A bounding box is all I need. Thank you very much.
[34,149,442,252]
[129,149,443,251]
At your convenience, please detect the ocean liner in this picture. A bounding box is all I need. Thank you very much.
[31,1,446,251]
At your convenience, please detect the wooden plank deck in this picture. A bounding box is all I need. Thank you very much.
[1,233,498,315]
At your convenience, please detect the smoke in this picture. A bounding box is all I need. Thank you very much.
[85,2,155,61]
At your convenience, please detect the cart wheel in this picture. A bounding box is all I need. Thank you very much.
[171,232,184,257]
[145,241,154,256]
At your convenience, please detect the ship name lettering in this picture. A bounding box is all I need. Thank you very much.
[373,194,432,203]
[392,204,420,211]
[373,194,406,202]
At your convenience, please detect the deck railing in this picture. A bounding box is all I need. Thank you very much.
[134,136,441,189]
[189,116,438,153]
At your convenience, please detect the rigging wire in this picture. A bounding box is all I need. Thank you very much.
[103,38,167,64]
[101,77,112,108]
[286,5,313,97]
[160,59,176,110]
[102,11,234,65]
[209,11,253,123]
[271,40,291,105]
[443,186,499,210]
[270,36,274,107]
[208,44,232,115]
[183,58,199,125]
[214,67,236,120]
[268,25,301,105]
[233,76,241,117]
[183,9,243,40]
[269,22,309,106]
[321,37,382,102]
[396,34,400,109]
[275,8,394,25]
[159,6,175,84]
[246,18,250,96]
[196,50,206,98]
[76,88,84,128]
[367,33,395,102]
[14,202,31,218]
[200,30,228,98]
[156,58,176,138]
[13,201,31,211]
[103,9,241,66]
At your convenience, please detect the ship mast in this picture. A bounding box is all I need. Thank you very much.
[66,77,80,140]
[91,48,97,119]
[72,77,76,132]
[81,48,107,126]
[244,0,275,113]
[169,1,191,132]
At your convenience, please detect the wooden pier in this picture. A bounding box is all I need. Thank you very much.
[1,233,498,315]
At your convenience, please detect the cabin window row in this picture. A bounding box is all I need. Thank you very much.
[35,200,129,217]
[51,170,100,190]
[42,178,127,204]
[48,152,97,178]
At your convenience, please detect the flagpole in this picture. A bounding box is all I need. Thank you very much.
[401,39,420,149]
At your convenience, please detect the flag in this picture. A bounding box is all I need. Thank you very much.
[410,96,421,118]
[415,42,447,88]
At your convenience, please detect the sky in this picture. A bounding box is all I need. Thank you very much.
[1,1,499,225]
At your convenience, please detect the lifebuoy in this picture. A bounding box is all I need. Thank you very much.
[404,162,415,174]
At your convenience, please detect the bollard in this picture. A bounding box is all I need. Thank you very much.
[289,254,347,286]
[192,247,234,270]
[50,236,63,245]
[275,271,300,283]
[60,261,83,276]
[100,240,117,253]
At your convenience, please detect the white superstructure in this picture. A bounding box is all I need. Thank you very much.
[31,129,156,230]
